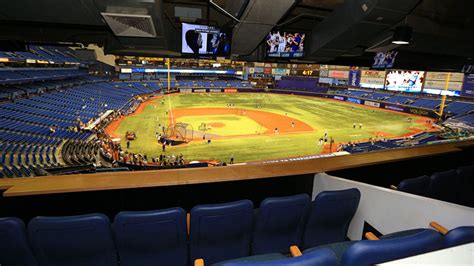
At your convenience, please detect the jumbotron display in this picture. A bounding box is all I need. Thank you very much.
[385,70,425,93]
[181,23,231,57]
[265,31,305,58]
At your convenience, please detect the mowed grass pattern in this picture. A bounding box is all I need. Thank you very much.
[114,93,430,163]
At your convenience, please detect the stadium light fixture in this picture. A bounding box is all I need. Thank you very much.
[392,25,412,45]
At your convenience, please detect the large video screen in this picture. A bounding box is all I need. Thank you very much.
[182,23,231,57]
[265,31,305,58]
[385,70,425,93]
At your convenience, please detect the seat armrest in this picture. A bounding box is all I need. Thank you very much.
[365,232,380,240]
[195,258,204,266]
[290,245,302,257]
[430,221,448,235]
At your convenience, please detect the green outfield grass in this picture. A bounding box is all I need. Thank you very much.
[113,93,431,163]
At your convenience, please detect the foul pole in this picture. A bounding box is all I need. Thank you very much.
[435,72,451,119]
[166,58,171,93]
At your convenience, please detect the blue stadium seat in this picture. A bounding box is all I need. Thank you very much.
[190,200,254,265]
[340,229,443,266]
[444,226,474,248]
[301,188,361,249]
[28,213,118,266]
[428,170,458,202]
[252,194,310,255]
[113,208,188,266]
[456,165,474,206]
[217,248,338,266]
[397,175,430,196]
[0,217,38,266]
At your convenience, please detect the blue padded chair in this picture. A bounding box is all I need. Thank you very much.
[301,188,361,249]
[252,194,310,255]
[217,248,338,266]
[428,170,457,202]
[444,226,474,248]
[190,200,254,265]
[28,213,118,266]
[0,217,38,266]
[113,208,188,266]
[397,175,430,196]
[340,229,444,266]
[456,165,474,206]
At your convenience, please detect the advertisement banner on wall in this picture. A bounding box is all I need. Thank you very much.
[384,104,405,112]
[180,88,192,93]
[348,69,361,87]
[319,77,333,84]
[272,68,287,76]
[360,77,385,89]
[333,96,345,101]
[346,97,362,104]
[360,70,385,89]
[364,100,381,108]
[461,74,474,97]
[264,67,272,74]
[193,89,206,93]
[254,67,264,73]
[209,89,222,93]
[248,68,255,74]
[329,70,349,79]
[319,64,329,77]
[224,88,237,93]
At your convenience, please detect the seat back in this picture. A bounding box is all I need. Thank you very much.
[341,229,443,266]
[252,194,310,255]
[302,188,361,249]
[190,200,254,265]
[0,217,38,266]
[444,226,474,248]
[456,165,474,206]
[397,175,430,196]
[428,170,457,202]
[113,208,188,266]
[28,213,118,266]
[220,248,338,266]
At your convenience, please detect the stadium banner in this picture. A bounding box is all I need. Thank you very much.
[209,89,223,93]
[360,77,385,89]
[193,89,206,93]
[384,104,405,112]
[364,100,381,108]
[328,70,349,79]
[423,72,464,96]
[361,70,386,78]
[346,97,362,104]
[224,88,238,93]
[179,88,192,93]
[461,74,474,97]
[319,64,329,77]
[272,68,287,76]
[248,67,255,74]
[319,77,333,84]
[407,107,431,117]
[264,67,272,74]
[333,95,345,101]
[348,69,361,87]
[254,67,264,73]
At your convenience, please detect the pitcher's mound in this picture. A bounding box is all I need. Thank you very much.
[208,122,225,128]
